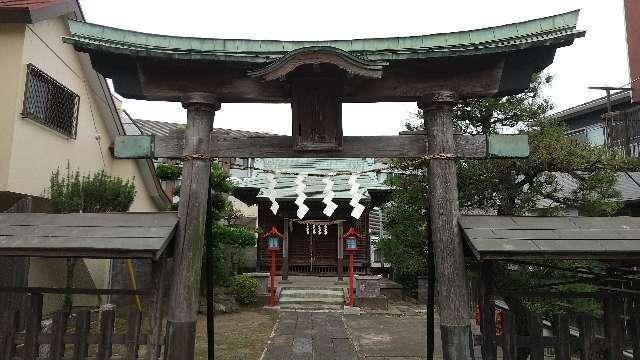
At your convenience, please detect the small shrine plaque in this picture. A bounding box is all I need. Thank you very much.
[291,76,343,151]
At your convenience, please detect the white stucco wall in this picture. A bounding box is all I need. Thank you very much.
[7,19,154,208]
[0,24,25,191]
[0,17,163,308]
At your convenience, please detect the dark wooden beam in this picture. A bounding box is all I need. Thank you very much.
[117,134,529,159]
[479,262,497,360]
[114,56,509,103]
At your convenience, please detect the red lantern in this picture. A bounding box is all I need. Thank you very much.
[342,227,362,253]
[341,227,362,306]
[262,226,283,306]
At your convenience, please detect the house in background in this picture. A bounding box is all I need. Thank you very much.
[554,90,639,154]
[0,0,170,312]
[551,92,640,216]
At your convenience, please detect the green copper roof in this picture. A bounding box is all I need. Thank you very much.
[63,10,584,63]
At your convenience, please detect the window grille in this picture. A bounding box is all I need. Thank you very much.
[21,64,79,139]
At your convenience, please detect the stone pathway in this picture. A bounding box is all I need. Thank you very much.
[261,311,358,360]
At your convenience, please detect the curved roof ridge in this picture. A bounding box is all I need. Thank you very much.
[65,9,581,45]
[63,10,584,62]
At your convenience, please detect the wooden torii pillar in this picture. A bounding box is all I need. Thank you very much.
[419,91,472,359]
[164,93,220,359]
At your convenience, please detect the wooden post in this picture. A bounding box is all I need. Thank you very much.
[125,308,142,360]
[51,310,67,360]
[479,262,497,360]
[337,222,344,282]
[281,219,289,282]
[528,314,544,360]
[23,293,43,360]
[604,294,624,360]
[631,312,640,360]
[419,91,472,360]
[427,225,436,360]
[148,258,167,360]
[1,309,18,360]
[501,311,517,360]
[165,93,220,360]
[577,314,595,360]
[555,313,570,360]
[204,179,215,360]
[97,307,115,360]
[631,297,640,360]
[0,197,31,327]
[73,310,90,360]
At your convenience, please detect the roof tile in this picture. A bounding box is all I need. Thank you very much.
[62,10,585,63]
[132,119,274,138]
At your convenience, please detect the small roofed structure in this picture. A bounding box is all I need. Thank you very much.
[459,215,640,360]
[0,212,177,259]
[460,215,640,260]
[0,212,177,359]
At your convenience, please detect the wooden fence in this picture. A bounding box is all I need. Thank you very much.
[0,294,164,360]
[496,311,640,360]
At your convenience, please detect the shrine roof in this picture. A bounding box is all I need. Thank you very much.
[63,10,584,63]
[132,119,273,138]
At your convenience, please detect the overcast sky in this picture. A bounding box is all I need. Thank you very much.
[80,0,630,136]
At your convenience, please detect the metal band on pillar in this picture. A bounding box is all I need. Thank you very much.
[165,93,220,360]
[419,91,473,360]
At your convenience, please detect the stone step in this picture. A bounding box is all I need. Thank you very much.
[280,289,344,299]
[279,287,344,292]
[279,303,343,311]
[279,296,344,304]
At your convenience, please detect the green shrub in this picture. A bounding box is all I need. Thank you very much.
[48,168,136,213]
[232,274,258,305]
[155,164,182,181]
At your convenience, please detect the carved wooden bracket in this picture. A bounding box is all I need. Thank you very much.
[247,46,386,81]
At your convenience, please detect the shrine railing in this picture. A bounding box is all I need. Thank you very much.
[477,294,639,360]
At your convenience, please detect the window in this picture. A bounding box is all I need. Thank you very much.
[21,64,79,138]
[566,125,605,146]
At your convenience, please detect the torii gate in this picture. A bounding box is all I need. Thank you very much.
[64,10,584,360]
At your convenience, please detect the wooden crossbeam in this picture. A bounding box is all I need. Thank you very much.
[114,134,529,159]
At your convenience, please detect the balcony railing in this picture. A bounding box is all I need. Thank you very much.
[604,106,640,157]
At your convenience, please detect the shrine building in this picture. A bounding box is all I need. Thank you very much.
[234,158,389,277]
